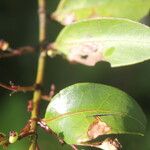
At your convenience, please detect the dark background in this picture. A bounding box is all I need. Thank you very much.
[0,0,150,150]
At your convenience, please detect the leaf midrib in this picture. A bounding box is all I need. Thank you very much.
[44,109,145,128]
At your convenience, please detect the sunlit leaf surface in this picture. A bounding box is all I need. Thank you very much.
[45,83,146,145]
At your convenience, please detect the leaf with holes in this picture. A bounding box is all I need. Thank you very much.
[52,0,150,25]
[50,18,150,67]
[44,83,146,147]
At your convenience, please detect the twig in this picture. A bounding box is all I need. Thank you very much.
[36,144,40,150]
[28,0,47,149]
[1,128,35,148]
[37,120,65,145]
[0,119,37,147]
[71,145,78,150]
[0,82,34,92]
[41,95,51,101]
[0,39,59,59]
[37,120,80,150]
[0,46,35,59]
[41,83,56,102]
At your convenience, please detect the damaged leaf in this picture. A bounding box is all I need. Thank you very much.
[44,83,146,145]
[51,18,150,67]
[87,117,111,140]
[52,0,150,25]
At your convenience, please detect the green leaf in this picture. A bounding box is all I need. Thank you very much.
[44,83,146,145]
[52,0,150,25]
[51,18,150,67]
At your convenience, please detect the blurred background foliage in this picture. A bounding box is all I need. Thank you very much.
[0,0,150,150]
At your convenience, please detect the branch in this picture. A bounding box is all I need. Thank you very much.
[29,0,47,149]
[38,0,46,43]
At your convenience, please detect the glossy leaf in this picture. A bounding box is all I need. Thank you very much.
[51,18,150,67]
[52,0,150,25]
[44,83,146,145]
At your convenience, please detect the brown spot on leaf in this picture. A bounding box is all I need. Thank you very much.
[68,41,104,66]
[87,117,111,139]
